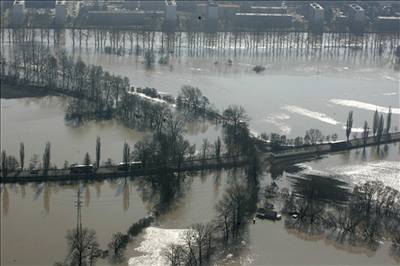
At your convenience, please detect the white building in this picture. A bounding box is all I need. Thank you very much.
[12,0,25,25]
[165,0,177,22]
[349,4,366,32]
[309,2,324,24]
[55,0,67,26]
[207,1,218,20]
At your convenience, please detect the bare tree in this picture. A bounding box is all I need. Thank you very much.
[214,137,222,162]
[95,136,101,168]
[65,228,100,266]
[362,121,369,149]
[108,232,128,264]
[20,142,25,170]
[123,142,130,165]
[163,244,186,266]
[1,150,7,177]
[222,105,249,128]
[306,129,323,145]
[190,223,214,265]
[83,152,91,165]
[201,139,210,162]
[376,114,385,147]
[346,111,353,142]
[386,106,392,134]
[42,142,51,174]
[372,109,379,136]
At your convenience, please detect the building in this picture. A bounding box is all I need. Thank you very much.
[207,1,218,20]
[25,0,55,9]
[54,0,67,26]
[122,1,139,10]
[165,0,177,21]
[235,13,293,31]
[176,1,197,12]
[163,0,177,31]
[250,6,287,14]
[308,2,324,32]
[1,1,14,12]
[87,10,148,26]
[217,3,240,20]
[308,3,324,23]
[374,16,400,32]
[12,0,25,26]
[333,13,348,32]
[138,0,164,11]
[348,4,366,32]
[205,1,218,31]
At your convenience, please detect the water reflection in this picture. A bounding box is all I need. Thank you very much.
[4,29,398,71]
[282,172,400,262]
[289,174,350,205]
[2,186,9,215]
[0,172,200,217]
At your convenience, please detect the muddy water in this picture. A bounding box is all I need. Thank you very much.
[1,144,399,265]
[1,30,399,265]
[1,172,228,265]
[75,48,399,139]
[0,96,219,167]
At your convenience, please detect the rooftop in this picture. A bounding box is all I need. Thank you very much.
[236,13,292,17]
[350,4,365,11]
[310,3,324,10]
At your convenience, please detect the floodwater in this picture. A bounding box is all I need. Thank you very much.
[2,145,399,265]
[1,172,229,265]
[1,30,400,265]
[0,97,220,167]
[75,44,399,139]
[2,30,399,139]
[247,145,400,266]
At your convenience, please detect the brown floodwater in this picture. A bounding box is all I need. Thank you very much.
[1,30,399,266]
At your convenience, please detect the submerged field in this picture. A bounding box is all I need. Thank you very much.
[1,30,399,265]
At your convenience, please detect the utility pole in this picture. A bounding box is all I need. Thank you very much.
[75,188,83,235]
[75,188,83,266]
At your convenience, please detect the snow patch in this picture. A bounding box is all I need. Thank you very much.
[127,91,169,105]
[330,99,399,115]
[383,92,398,96]
[332,161,400,191]
[128,227,193,266]
[282,105,340,125]
[297,161,400,191]
[265,113,292,135]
